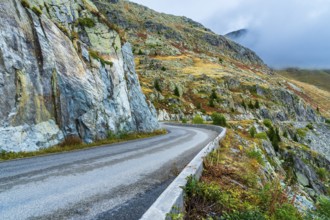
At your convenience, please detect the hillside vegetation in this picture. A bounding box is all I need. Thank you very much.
[278,69,330,117]
[90,0,330,217]
[278,69,330,92]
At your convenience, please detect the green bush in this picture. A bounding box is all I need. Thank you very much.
[107,131,116,140]
[241,100,247,110]
[309,196,330,219]
[211,112,226,127]
[249,126,257,138]
[306,123,314,130]
[154,79,162,92]
[21,0,30,8]
[296,128,307,138]
[326,119,330,124]
[221,210,265,220]
[246,149,264,165]
[181,118,187,124]
[208,99,215,107]
[293,133,299,142]
[78,17,95,28]
[263,119,272,128]
[316,167,328,181]
[161,66,166,71]
[316,196,330,218]
[174,86,180,97]
[283,130,288,138]
[248,100,255,109]
[138,49,144,55]
[267,127,281,152]
[210,89,218,100]
[118,132,129,139]
[32,6,42,16]
[254,100,260,109]
[192,115,204,124]
[255,132,268,140]
[274,203,302,220]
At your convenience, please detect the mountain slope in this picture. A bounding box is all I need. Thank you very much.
[278,69,330,93]
[93,0,265,67]
[278,69,330,118]
[91,0,330,207]
[0,0,159,152]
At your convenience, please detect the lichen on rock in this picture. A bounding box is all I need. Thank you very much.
[0,0,159,152]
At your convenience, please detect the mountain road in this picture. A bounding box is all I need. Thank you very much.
[0,124,219,220]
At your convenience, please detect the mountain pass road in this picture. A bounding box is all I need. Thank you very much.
[0,124,219,220]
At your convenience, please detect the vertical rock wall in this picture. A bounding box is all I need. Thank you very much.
[0,0,159,152]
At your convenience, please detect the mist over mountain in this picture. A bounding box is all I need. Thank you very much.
[131,0,330,69]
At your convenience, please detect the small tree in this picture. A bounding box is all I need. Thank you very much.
[192,115,204,124]
[267,126,280,152]
[241,100,247,110]
[154,79,162,92]
[283,130,288,138]
[263,119,273,128]
[248,100,255,109]
[249,126,257,138]
[208,99,215,107]
[210,89,218,100]
[174,86,180,97]
[211,112,227,127]
[254,100,260,109]
[293,133,299,142]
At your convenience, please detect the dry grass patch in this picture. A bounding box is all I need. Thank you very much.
[183,129,302,220]
[0,129,167,161]
[285,78,330,117]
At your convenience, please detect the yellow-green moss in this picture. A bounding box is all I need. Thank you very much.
[32,6,42,16]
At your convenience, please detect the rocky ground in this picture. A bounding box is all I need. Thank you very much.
[93,0,330,214]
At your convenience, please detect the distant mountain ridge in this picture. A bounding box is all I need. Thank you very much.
[225,28,249,40]
[93,0,265,67]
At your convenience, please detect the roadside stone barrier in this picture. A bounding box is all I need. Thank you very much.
[141,123,226,220]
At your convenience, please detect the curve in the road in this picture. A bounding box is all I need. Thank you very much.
[0,124,218,220]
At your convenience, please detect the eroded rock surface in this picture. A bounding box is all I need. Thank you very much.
[0,0,159,152]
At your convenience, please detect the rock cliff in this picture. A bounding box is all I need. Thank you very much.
[0,0,159,152]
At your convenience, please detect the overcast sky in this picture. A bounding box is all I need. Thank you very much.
[130,0,330,69]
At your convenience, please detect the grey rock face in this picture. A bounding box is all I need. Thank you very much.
[293,156,326,195]
[0,0,159,152]
[297,123,330,161]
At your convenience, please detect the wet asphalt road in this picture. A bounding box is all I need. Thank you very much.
[0,124,218,220]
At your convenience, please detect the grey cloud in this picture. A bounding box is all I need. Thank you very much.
[131,0,330,68]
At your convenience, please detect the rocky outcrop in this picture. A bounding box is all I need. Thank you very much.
[0,0,159,152]
[92,0,265,66]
